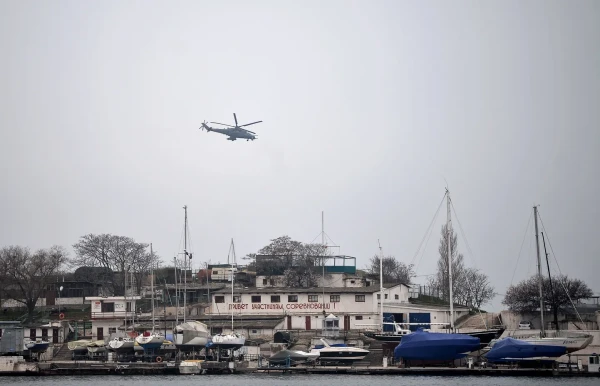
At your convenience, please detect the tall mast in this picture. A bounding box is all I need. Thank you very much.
[150,243,155,332]
[446,188,454,330]
[322,211,325,310]
[174,256,178,326]
[378,240,384,331]
[124,265,128,333]
[230,238,236,332]
[534,205,545,337]
[183,205,188,324]
[541,232,558,332]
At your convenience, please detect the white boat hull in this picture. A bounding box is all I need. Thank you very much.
[135,334,165,350]
[108,338,135,353]
[508,332,593,353]
[179,360,203,374]
[210,333,245,350]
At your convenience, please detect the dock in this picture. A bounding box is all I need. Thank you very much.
[1,360,597,377]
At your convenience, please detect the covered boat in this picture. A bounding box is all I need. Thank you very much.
[484,337,567,363]
[174,321,211,352]
[393,329,480,361]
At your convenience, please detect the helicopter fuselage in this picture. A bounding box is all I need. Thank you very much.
[201,123,256,141]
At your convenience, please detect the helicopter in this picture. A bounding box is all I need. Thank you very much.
[200,113,262,141]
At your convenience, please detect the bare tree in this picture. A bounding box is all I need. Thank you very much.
[367,255,415,284]
[72,234,159,296]
[464,268,495,309]
[0,245,70,323]
[251,235,328,287]
[503,274,592,317]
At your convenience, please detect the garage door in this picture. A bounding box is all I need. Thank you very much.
[408,313,431,331]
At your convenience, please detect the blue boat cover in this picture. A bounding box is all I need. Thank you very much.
[484,337,567,362]
[393,329,480,361]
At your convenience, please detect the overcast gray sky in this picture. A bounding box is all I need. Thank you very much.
[1,1,598,311]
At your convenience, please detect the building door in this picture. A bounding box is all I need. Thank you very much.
[305,316,311,330]
[53,328,59,343]
[344,315,350,331]
[97,327,104,340]
[286,316,292,330]
[30,328,36,339]
[46,290,56,306]
[41,328,48,340]
[408,313,431,331]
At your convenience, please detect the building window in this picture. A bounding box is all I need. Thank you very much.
[41,329,48,338]
[356,316,363,320]
[108,328,116,334]
[30,329,36,339]
[330,295,340,302]
[355,295,365,302]
[377,294,380,299]
[271,295,280,303]
[308,295,318,302]
[213,270,219,275]
[263,278,268,285]
[251,329,258,334]
[385,294,388,299]
[215,296,225,303]
[101,302,115,313]
[251,295,261,303]
[395,294,399,300]
[126,302,132,312]
[233,295,241,303]
[270,279,275,285]
[288,295,298,302]
[350,280,356,284]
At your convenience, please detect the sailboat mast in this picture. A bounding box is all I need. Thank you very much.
[183,205,188,324]
[322,211,325,310]
[533,205,545,337]
[447,189,454,330]
[378,240,384,331]
[174,256,179,326]
[150,243,155,332]
[230,239,236,332]
[541,232,559,331]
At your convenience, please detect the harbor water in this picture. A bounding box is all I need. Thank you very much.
[1,374,599,386]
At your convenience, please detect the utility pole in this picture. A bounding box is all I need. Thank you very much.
[378,240,384,331]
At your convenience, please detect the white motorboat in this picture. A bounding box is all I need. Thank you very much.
[179,359,204,374]
[310,338,369,364]
[174,321,211,352]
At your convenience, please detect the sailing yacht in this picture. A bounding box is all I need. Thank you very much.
[135,243,165,351]
[489,206,592,354]
[210,239,246,351]
[173,206,212,352]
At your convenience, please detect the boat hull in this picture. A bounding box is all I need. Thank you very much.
[393,330,481,361]
[315,348,369,363]
[25,342,50,353]
[485,337,567,363]
[135,334,164,350]
[507,332,593,353]
[108,339,135,353]
[209,334,245,350]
